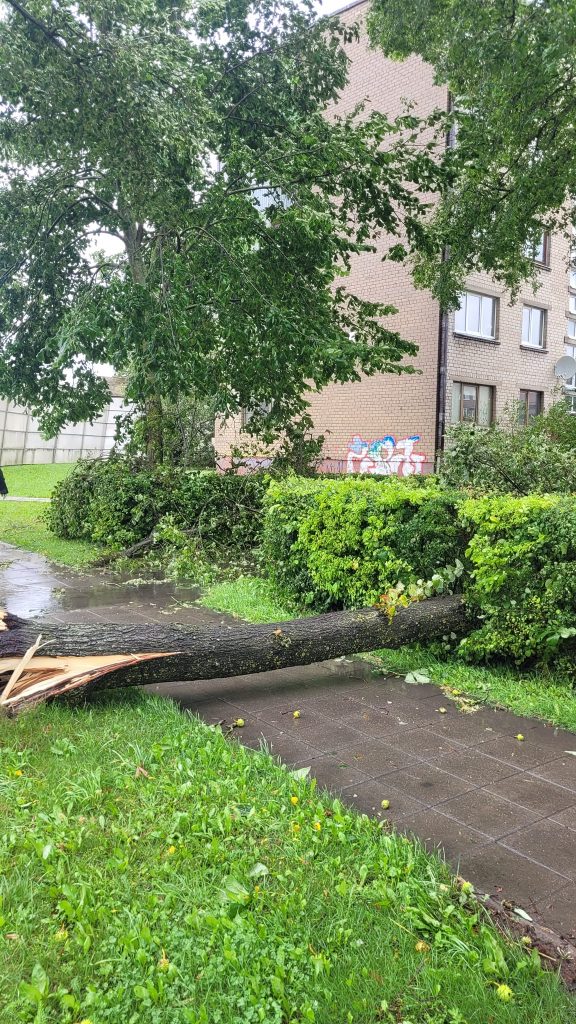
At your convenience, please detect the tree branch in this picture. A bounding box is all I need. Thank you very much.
[4,0,67,51]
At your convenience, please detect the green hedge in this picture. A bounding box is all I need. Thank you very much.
[263,480,576,671]
[263,477,467,610]
[48,459,267,550]
[459,494,576,667]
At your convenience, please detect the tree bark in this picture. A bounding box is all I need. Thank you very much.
[0,596,466,710]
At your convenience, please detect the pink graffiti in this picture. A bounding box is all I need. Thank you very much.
[346,434,427,477]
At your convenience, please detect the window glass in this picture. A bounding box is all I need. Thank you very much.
[461,385,477,421]
[478,386,493,425]
[455,292,496,339]
[451,382,462,424]
[480,297,494,338]
[524,232,549,264]
[568,320,576,339]
[528,391,542,419]
[522,306,545,347]
[570,269,576,289]
[569,295,576,314]
[454,301,466,335]
[519,390,543,424]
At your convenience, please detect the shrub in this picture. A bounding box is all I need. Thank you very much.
[47,459,103,540]
[459,494,576,669]
[48,459,268,551]
[171,470,268,551]
[440,400,576,494]
[48,459,179,548]
[263,476,466,610]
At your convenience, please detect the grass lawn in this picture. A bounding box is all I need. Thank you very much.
[0,692,572,1024]
[3,462,76,498]
[0,502,100,567]
[200,576,576,732]
[200,575,301,622]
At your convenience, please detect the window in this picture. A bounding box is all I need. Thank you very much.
[451,383,494,425]
[569,269,576,290]
[454,292,497,340]
[567,319,576,339]
[569,294,576,315]
[518,390,543,424]
[521,305,546,348]
[241,402,272,428]
[524,232,550,265]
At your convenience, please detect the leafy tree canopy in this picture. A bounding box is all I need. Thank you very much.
[369,0,576,305]
[0,0,440,459]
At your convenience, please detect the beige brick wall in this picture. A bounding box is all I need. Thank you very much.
[446,233,573,427]
[215,0,447,475]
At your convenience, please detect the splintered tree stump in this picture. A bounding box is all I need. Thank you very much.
[0,596,467,712]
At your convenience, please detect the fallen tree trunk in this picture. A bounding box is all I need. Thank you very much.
[0,595,466,713]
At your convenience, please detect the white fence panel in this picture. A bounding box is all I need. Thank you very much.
[0,397,132,465]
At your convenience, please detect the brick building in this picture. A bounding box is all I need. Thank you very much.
[214,0,575,476]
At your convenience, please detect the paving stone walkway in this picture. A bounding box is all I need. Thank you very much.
[2,541,575,941]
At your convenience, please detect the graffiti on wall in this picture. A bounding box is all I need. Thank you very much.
[346,434,427,477]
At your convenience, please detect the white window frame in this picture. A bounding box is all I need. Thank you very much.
[567,319,576,340]
[569,268,576,290]
[569,294,576,315]
[521,305,546,348]
[454,292,497,340]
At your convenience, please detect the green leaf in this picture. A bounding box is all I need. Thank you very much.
[221,877,251,904]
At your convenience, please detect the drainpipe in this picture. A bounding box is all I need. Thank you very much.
[435,300,449,464]
[434,91,454,469]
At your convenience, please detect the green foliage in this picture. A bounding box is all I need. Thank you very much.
[231,414,325,477]
[263,476,466,610]
[47,459,174,548]
[440,401,576,495]
[368,0,576,304]
[121,393,218,469]
[0,695,571,1024]
[48,458,267,551]
[459,494,576,670]
[0,1,443,451]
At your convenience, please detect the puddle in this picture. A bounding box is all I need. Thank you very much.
[0,542,200,619]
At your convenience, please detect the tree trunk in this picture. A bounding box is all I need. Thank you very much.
[0,596,466,711]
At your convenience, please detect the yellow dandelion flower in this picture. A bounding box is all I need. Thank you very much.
[290,796,299,806]
[167,845,176,855]
[495,984,514,1002]
[312,821,321,831]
